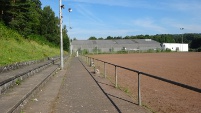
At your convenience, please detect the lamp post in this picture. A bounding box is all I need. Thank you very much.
[59,0,64,70]
[68,8,72,56]
[180,28,184,44]
[68,8,72,29]
[60,0,73,69]
[180,28,184,52]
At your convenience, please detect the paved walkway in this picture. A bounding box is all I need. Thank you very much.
[53,57,150,113]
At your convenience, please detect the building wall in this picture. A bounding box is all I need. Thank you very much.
[162,43,188,52]
[72,39,162,54]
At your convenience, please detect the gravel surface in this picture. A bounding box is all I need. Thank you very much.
[90,53,201,113]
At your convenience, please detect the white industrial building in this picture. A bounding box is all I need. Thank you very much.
[162,43,188,52]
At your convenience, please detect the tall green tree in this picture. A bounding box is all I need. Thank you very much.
[1,0,41,36]
[63,25,70,51]
[88,36,97,40]
[40,6,60,44]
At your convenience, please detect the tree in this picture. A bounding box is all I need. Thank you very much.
[63,25,70,51]
[40,6,60,44]
[32,0,42,9]
[98,37,104,40]
[88,36,97,40]
[1,0,42,36]
[124,36,130,39]
[106,36,113,40]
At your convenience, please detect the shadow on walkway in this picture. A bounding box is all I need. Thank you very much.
[78,58,150,113]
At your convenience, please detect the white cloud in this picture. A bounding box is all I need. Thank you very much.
[75,4,103,23]
[167,1,201,12]
[132,18,167,33]
[64,0,156,9]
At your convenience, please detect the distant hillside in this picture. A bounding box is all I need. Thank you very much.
[0,23,62,66]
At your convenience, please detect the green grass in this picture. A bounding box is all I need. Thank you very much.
[0,23,63,66]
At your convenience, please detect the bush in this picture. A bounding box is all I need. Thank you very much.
[198,48,201,52]
[165,48,172,52]
[117,50,128,54]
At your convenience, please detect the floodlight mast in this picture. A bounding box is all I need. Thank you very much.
[180,28,184,52]
[60,0,64,70]
[68,8,72,55]
[180,28,184,44]
[60,1,73,68]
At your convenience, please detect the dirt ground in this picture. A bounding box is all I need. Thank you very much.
[89,52,201,113]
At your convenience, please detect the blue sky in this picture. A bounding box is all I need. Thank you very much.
[40,0,201,40]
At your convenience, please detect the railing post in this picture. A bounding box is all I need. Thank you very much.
[93,59,96,72]
[89,57,91,66]
[88,57,89,66]
[90,58,92,67]
[88,57,89,65]
[115,65,118,88]
[138,72,141,106]
[104,62,106,78]
[86,56,88,65]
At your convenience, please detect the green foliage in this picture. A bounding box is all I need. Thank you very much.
[0,23,60,66]
[92,47,101,54]
[0,0,70,51]
[88,36,97,40]
[116,50,128,54]
[15,78,22,85]
[191,38,201,49]
[27,34,56,47]
[98,37,104,40]
[63,25,70,51]
[146,49,155,53]
[40,6,60,45]
[81,49,89,55]
[165,48,172,52]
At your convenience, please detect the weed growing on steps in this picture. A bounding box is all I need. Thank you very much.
[15,78,22,85]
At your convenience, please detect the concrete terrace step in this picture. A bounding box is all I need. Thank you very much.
[0,59,57,94]
[0,64,59,113]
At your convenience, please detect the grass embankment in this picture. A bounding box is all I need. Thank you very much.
[0,23,63,66]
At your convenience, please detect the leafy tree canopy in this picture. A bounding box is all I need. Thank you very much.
[0,0,70,51]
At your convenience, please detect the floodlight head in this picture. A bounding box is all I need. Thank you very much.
[180,28,184,30]
[68,8,72,12]
[61,5,65,9]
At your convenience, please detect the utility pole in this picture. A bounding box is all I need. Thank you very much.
[180,28,184,44]
[59,1,72,69]
[68,8,72,56]
[180,28,184,52]
[60,0,64,69]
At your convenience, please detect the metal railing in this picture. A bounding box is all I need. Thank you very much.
[82,55,201,106]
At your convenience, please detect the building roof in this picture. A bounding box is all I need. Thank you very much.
[71,39,161,52]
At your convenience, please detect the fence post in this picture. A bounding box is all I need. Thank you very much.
[104,62,106,78]
[138,72,141,106]
[88,57,89,66]
[87,57,88,65]
[115,65,118,88]
[89,57,91,66]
